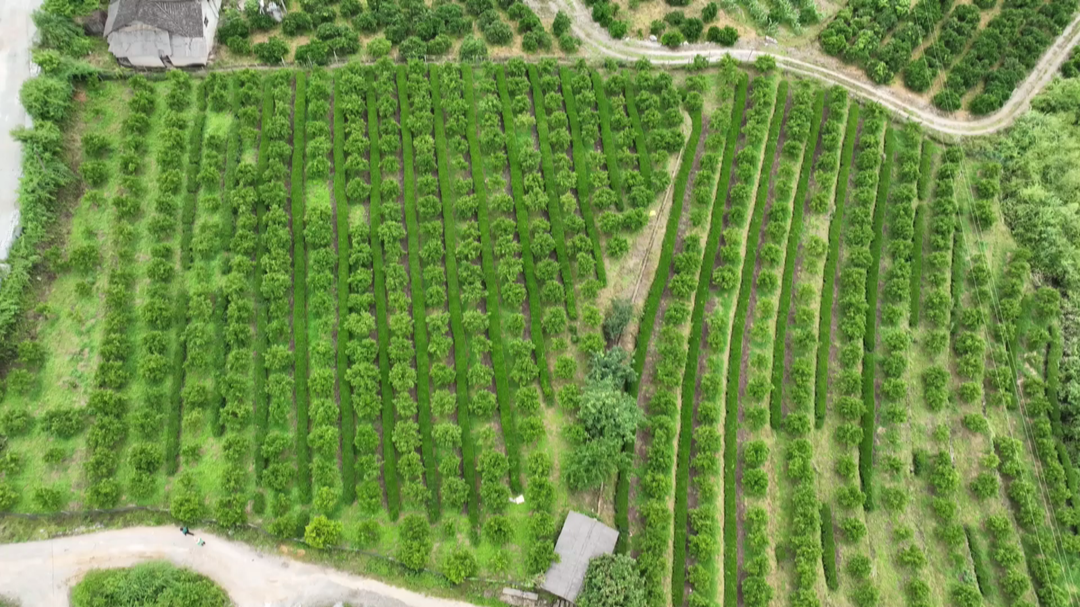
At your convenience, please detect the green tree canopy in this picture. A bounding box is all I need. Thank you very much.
[577,554,646,607]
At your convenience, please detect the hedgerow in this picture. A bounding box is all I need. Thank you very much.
[820,502,839,589]
[814,103,860,427]
[398,63,439,520]
[560,67,606,286]
[430,64,481,535]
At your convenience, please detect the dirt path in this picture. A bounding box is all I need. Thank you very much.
[532,0,1080,140]
[0,526,477,607]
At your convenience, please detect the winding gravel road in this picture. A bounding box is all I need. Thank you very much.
[0,526,478,607]
[535,0,1080,138]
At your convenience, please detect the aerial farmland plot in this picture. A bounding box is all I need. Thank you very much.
[3,10,1080,603]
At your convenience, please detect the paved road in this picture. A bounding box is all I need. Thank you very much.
[0,526,481,607]
[538,0,1080,139]
[0,0,40,261]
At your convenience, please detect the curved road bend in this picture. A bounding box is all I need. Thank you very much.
[540,0,1080,139]
[0,526,478,607]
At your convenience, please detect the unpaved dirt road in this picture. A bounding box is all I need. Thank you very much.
[535,0,1080,139]
[0,526,480,607]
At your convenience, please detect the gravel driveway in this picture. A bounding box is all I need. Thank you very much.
[0,0,41,261]
[0,526,483,607]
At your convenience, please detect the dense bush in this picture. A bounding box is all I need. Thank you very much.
[71,562,229,607]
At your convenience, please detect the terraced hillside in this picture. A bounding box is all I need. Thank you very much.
[1,58,1078,607]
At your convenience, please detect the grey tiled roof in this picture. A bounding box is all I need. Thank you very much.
[540,512,619,603]
[107,0,204,38]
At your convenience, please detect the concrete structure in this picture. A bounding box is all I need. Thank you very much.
[0,0,43,263]
[540,512,618,603]
[104,0,221,67]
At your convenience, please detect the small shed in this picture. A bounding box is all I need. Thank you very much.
[541,512,619,603]
[103,0,222,67]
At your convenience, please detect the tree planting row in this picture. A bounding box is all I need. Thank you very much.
[466,64,523,523]
[526,61,580,323]
[827,102,886,603]
[257,72,304,525]
[672,59,745,607]
[532,59,607,393]
[559,66,606,287]
[332,72,355,506]
[772,86,828,607]
[630,105,702,607]
[398,62,440,519]
[77,76,156,511]
[413,61,478,523]
[377,60,436,511]
[494,60,554,409]
[729,75,786,607]
[433,63,486,534]
[920,147,962,414]
[303,69,346,517]
[337,63,387,521]
[814,101,860,428]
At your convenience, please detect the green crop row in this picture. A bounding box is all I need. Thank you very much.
[292,71,311,504]
[771,89,828,428]
[529,63,578,322]
[917,140,935,201]
[560,67,606,287]
[909,203,926,325]
[814,104,860,428]
[333,76,355,505]
[465,65,521,495]
[821,503,839,589]
[365,72,401,519]
[673,67,747,607]
[398,64,440,520]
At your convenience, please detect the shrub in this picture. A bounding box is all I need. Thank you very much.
[443,546,479,584]
[578,554,646,607]
[21,76,72,122]
[304,514,343,548]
